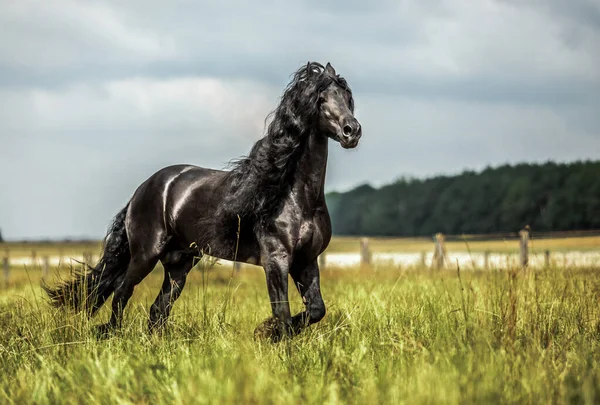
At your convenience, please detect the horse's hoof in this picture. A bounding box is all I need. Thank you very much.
[93,323,114,339]
[148,320,167,335]
[254,318,282,342]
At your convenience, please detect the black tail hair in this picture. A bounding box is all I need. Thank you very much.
[43,203,131,315]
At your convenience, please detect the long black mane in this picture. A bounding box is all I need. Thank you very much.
[222,62,353,225]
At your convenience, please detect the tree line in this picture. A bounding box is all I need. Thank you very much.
[326,160,600,236]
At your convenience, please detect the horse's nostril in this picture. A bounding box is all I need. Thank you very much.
[343,125,353,137]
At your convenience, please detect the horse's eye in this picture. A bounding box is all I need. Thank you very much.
[318,96,326,105]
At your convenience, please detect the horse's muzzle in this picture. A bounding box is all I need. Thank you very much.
[339,117,361,149]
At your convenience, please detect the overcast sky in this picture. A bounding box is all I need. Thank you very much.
[1,0,599,240]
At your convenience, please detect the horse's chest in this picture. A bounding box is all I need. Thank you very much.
[296,211,330,256]
[279,191,331,257]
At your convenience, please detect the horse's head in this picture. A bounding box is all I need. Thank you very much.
[315,63,361,149]
[270,62,361,149]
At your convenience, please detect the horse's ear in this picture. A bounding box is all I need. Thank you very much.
[325,62,336,76]
[306,61,312,77]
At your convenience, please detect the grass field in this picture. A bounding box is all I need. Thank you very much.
[1,260,599,404]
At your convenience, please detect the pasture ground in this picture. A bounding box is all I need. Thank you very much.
[1,260,599,404]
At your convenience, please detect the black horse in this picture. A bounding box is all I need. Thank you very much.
[44,62,361,341]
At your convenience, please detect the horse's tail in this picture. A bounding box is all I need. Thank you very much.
[43,203,131,315]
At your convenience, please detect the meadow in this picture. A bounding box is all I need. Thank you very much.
[1,255,599,404]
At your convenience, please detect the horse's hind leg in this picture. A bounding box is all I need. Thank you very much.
[148,250,195,332]
[96,229,166,334]
[95,255,159,335]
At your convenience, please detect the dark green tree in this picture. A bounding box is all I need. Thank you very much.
[326,160,600,236]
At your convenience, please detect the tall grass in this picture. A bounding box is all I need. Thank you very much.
[1,263,599,404]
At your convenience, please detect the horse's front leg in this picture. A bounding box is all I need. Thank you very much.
[289,259,326,335]
[254,238,293,342]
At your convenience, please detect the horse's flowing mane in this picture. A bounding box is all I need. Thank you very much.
[221,62,353,226]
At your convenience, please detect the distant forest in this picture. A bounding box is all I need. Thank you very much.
[326,160,600,236]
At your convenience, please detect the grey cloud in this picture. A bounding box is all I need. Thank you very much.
[3,0,598,103]
[354,74,600,106]
[1,0,599,239]
[327,94,600,191]
[2,61,598,108]
[503,0,600,32]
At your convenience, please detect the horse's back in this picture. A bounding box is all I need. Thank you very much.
[126,164,225,240]
[133,164,224,196]
[163,165,229,238]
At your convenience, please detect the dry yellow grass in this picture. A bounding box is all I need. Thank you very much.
[0,242,101,259]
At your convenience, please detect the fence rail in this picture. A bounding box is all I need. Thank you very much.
[320,228,599,270]
[332,229,600,243]
[2,229,600,287]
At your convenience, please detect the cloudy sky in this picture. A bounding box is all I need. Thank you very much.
[1,0,599,240]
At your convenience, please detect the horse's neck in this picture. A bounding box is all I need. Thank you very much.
[294,132,329,199]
